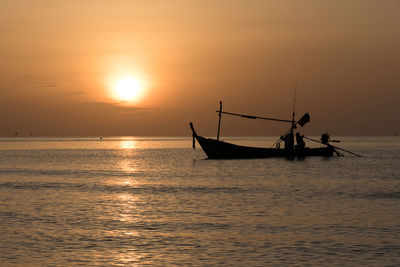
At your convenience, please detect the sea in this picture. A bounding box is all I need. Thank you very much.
[0,136,399,266]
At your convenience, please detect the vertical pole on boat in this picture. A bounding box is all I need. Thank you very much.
[291,85,297,134]
[288,85,297,151]
[217,101,222,141]
[292,84,297,131]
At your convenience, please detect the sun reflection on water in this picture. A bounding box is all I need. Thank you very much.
[116,249,142,265]
[118,159,137,174]
[114,191,143,263]
[115,194,141,242]
[120,139,137,150]
[107,139,146,264]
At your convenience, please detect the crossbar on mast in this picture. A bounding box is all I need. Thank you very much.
[216,111,292,123]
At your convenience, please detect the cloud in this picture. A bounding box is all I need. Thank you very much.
[69,90,86,96]
[38,82,58,87]
[84,101,148,112]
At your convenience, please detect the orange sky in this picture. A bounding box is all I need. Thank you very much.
[1,0,399,136]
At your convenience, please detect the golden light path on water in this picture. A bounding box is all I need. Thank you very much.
[109,139,142,264]
[119,140,137,150]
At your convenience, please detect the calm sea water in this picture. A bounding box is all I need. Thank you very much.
[0,136,399,266]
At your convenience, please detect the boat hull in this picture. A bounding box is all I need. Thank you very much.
[195,135,334,159]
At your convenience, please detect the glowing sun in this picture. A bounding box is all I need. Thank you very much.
[112,77,145,103]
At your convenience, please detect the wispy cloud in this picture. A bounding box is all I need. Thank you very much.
[86,101,150,112]
[39,82,58,87]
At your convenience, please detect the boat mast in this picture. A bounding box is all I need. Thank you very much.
[217,101,222,141]
[282,85,297,151]
[291,84,297,134]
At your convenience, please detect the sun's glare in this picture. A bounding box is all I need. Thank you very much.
[112,77,145,104]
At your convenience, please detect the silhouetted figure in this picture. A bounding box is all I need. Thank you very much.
[296,132,305,149]
[281,132,294,150]
[321,133,330,145]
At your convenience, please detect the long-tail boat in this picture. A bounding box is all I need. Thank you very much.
[189,101,337,159]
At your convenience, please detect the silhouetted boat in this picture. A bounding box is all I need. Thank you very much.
[190,123,334,159]
[189,101,336,159]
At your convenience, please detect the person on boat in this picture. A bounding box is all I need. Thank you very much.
[281,132,294,150]
[295,132,305,149]
[321,133,330,145]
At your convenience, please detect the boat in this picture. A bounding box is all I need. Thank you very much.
[189,101,337,159]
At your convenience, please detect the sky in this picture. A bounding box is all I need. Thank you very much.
[1,0,399,136]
